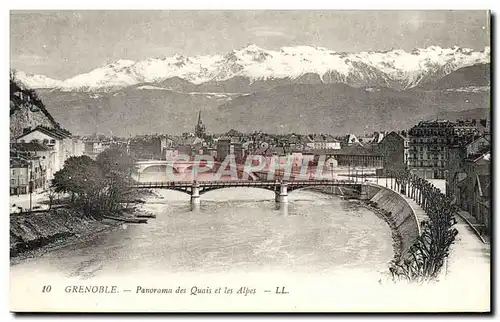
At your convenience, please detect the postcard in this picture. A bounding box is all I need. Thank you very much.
[9,10,491,312]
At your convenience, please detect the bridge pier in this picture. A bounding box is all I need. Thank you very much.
[359,183,369,200]
[276,182,288,203]
[191,182,201,206]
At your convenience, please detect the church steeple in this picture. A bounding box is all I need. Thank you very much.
[195,110,206,139]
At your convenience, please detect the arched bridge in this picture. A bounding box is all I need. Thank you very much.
[134,160,259,180]
[131,179,367,205]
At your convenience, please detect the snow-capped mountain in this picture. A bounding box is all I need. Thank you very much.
[16,44,490,92]
[14,70,64,89]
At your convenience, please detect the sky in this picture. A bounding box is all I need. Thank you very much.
[10,10,490,80]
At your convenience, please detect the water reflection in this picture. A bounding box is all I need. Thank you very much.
[276,203,289,217]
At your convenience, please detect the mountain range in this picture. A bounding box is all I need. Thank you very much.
[12,45,491,136]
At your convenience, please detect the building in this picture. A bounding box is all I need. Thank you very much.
[10,142,53,185]
[10,152,47,195]
[128,136,165,160]
[407,120,480,179]
[343,134,360,147]
[448,151,491,234]
[203,147,218,158]
[446,133,491,234]
[15,126,82,179]
[216,139,231,162]
[195,110,206,139]
[377,131,409,173]
[305,135,341,150]
[216,138,245,163]
[307,145,383,169]
[165,148,180,161]
[84,141,104,158]
[332,145,383,168]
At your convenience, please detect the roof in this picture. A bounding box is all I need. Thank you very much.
[382,131,407,141]
[466,135,490,148]
[176,136,203,147]
[472,151,491,164]
[345,134,359,143]
[308,145,380,157]
[17,126,71,140]
[359,137,375,144]
[11,142,50,152]
[307,134,339,143]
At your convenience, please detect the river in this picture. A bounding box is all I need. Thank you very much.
[10,188,394,280]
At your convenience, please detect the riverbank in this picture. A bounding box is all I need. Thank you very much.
[10,189,160,264]
[10,208,119,264]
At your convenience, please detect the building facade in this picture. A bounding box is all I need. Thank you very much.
[407,120,480,179]
[10,153,47,195]
[15,126,82,180]
[446,134,491,234]
[377,131,408,173]
[305,135,341,150]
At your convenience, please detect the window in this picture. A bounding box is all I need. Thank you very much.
[49,139,56,144]
[43,139,49,144]
[31,139,39,143]
[11,179,15,185]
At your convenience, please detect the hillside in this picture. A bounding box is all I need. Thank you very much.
[37,88,234,136]
[35,81,490,136]
[433,108,490,121]
[416,63,490,91]
[213,83,490,134]
[10,76,59,140]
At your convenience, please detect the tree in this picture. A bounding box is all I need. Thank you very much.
[46,187,58,211]
[52,150,137,218]
[52,155,106,217]
[95,148,137,213]
[389,169,458,283]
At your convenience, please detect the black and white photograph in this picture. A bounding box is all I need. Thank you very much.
[8,9,491,312]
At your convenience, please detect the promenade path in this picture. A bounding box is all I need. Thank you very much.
[368,177,491,311]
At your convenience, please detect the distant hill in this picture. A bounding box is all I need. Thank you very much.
[34,79,491,136]
[417,63,490,91]
[213,83,490,134]
[432,108,490,122]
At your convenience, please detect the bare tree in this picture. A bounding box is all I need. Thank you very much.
[47,187,58,211]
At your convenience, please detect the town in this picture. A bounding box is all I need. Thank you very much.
[10,88,491,235]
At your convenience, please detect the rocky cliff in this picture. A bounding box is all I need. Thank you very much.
[10,76,58,140]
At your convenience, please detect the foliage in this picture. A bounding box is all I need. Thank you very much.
[51,149,136,218]
[387,169,458,283]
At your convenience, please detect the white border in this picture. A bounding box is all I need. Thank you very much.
[2,2,498,321]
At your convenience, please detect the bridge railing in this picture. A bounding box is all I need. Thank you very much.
[131,178,359,188]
